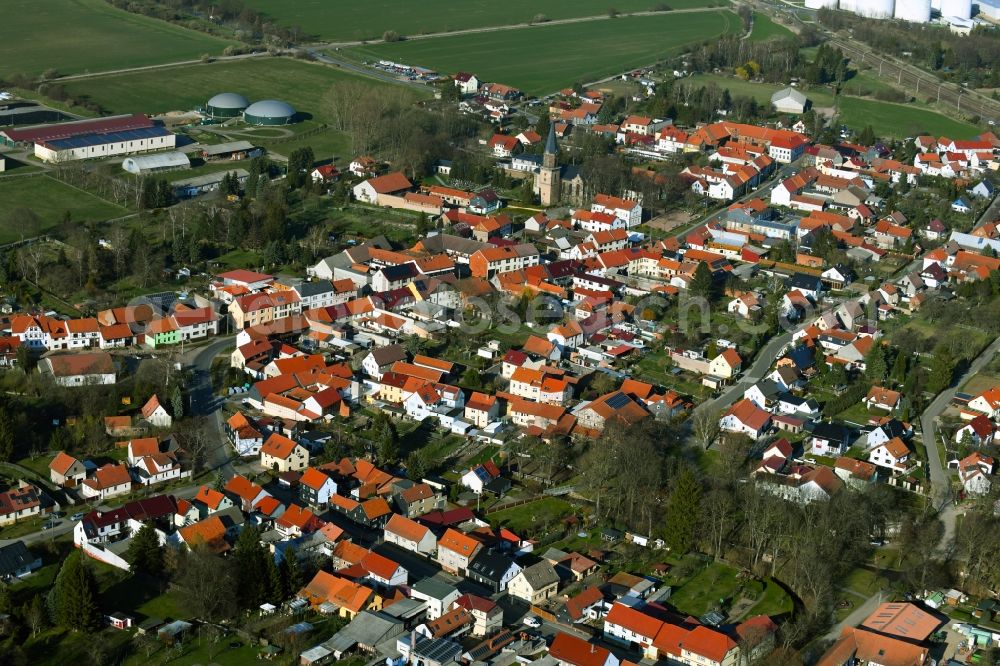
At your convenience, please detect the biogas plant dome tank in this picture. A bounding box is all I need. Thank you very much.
[243,100,297,126]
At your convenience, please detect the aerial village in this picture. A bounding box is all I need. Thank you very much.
[3,3,1000,666]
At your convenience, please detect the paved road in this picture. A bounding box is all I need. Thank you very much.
[920,335,1000,555]
[0,471,260,548]
[54,51,268,81]
[183,334,239,477]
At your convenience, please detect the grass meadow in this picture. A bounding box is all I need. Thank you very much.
[0,175,126,241]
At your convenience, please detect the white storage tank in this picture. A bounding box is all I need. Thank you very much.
[805,0,838,8]
[940,0,972,19]
[895,0,931,21]
[842,0,895,17]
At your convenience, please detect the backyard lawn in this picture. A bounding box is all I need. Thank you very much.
[747,579,795,617]
[246,0,729,41]
[0,0,233,78]
[347,10,742,96]
[488,497,574,533]
[668,561,743,616]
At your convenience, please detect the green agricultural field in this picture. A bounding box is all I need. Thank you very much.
[0,0,233,78]
[349,11,742,96]
[0,175,126,242]
[59,58,422,119]
[836,96,980,139]
[749,13,795,41]
[246,0,731,42]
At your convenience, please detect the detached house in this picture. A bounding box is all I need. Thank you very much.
[955,415,995,446]
[865,386,901,413]
[299,467,337,507]
[353,172,413,205]
[868,437,912,473]
[508,561,560,604]
[436,528,482,575]
[260,433,309,472]
[80,463,132,500]
[384,513,437,555]
[140,395,172,428]
[719,399,772,439]
[49,451,86,488]
[965,387,1000,420]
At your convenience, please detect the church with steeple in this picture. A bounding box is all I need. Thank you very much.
[533,123,585,206]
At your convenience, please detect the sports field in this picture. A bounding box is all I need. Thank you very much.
[246,0,730,42]
[0,176,126,242]
[348,10,742,96]
[0,0,233,78]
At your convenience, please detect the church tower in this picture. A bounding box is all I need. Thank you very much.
[536,123,561,206]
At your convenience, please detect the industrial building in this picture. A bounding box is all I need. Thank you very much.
[979,0,1000,20]
[805,0,975,23]
[243,99,296,126]
[205,92,249,119]
[0,114,176,163]
[122,151,191,175]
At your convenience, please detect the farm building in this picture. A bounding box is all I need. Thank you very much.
[205,92,250,119]
[771,87,808,114]
[0,114,175,163]
[122,151,191,175]
[201,140,261,161]
[172,168,250,199]
[243,100,296,126]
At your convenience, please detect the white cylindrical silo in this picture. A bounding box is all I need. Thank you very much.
[940,0,972,19]
[858,0,895,18]
[804,0,838,9]
[895,0,931,21]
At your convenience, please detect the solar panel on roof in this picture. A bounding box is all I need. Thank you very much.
[43,125,172,150]
[605,392,631,409]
